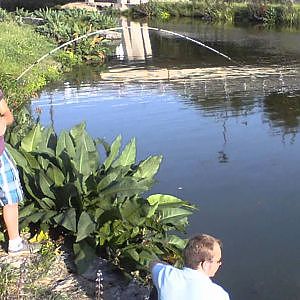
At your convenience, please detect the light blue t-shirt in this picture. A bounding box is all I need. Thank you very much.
[152,263,230,300]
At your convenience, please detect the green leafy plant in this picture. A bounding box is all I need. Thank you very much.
[6,108,196,277]
[15,8,119,62]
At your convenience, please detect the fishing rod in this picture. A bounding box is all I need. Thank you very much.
[147,27,236,63]
[16,26,237,81]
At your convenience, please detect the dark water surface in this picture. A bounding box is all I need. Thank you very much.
[31,19,300,300]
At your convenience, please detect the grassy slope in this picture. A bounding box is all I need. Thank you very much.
[0,21,60,107]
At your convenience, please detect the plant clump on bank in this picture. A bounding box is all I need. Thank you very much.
[15,8,118,63]
[3,108,196,281]
[129,0,300,27]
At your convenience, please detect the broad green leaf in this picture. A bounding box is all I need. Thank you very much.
[21,123,43,152]
[35,145,55,157]
[56,130,75,158]
[87,150,99,174]
[76,211,96,242]
[112,138,136,168]
[39,171,55,199]
[165,235,187,250]
[73,240,97,274]
[36,126,56,155]
[131,226,140,238]
[89,197,114,210]
[146,201,159,218]
[158,207,193,223]
[41,210,57,222]
[133,155,162,179]
[73,144,91,176]
[5,144,29,172]
[100,177,152,198]
[22,152,40,169]
[40,197,56,209]
[97,166,123,192]
[38,156,50,170]
[119,197,148,225]
[139,249,158,266]
[47,164,65,186]
[27,211,46,223]
[19,203,37,218]
[41,126,55,148]
[148,194,191,207]
[125,248,139,261]
[23,175,41,201]
[96,221,111,245]
[76,131,96,152]
[70,122,86,141]
[103,135,121,170]
[54,208,76,232]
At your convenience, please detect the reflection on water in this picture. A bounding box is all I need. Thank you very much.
[31,20,300,300]
[263,91,300,137]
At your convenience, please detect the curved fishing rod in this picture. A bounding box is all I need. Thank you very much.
[17,26,237,81]
[147,27,236,64]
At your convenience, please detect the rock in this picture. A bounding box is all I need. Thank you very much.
[80,257,151,299]
[101,30,122,40]
[61,2,98,11]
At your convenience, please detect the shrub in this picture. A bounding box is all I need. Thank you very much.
[5,108,196,277]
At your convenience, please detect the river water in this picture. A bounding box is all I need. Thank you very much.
[31,19,300,300]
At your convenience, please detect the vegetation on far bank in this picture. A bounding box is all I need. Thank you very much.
[129,0,300,28]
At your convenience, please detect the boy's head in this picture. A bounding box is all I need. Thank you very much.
[183,234,222,277]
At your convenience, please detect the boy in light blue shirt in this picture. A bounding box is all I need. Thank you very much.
[151,234,230,300]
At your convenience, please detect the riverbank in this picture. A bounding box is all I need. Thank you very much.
[0,6,118,107]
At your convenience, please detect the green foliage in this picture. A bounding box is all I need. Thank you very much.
[243,0,300,26]
[12,8,118,62]
[130,0,300,27]
[0,7,118,108]
[6,108,196,277]
[131,0,235,21]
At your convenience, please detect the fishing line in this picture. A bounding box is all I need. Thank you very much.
[17,26,238,81]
